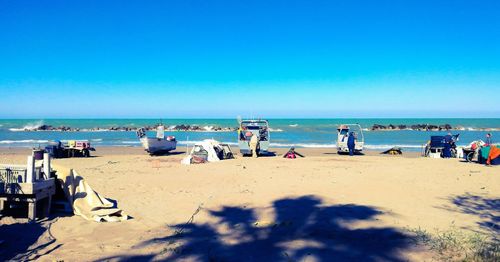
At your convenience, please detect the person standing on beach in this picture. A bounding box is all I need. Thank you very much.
[347,132,356,156]
[485,133,493,145]
[249,133,259,158]
[443,132,453,158]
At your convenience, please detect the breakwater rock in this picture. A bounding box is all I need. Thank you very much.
[14,124,238,132]
[371,124,453,131]
[369,124,492,131]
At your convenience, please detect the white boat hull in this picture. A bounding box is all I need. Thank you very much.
[140,137,177,154]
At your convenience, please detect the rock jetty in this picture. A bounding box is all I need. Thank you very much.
[371,124,454,131]
[16,124,237,132]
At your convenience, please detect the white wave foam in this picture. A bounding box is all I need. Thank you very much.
[121,141,141,144]
[0,139,49,144]
[363,144,423,150]
[81,129,111,132]
[91,139,103,142]
[270,142,335,148]
[178,140,238,146]
[269,143,425,149]
[9,120,44,132]
[120,139,240,146]
[289,124,299,127]
[269,128,283,132]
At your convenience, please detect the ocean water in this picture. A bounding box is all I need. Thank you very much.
[0,119,499,152]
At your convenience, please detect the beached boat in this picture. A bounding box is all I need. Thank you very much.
[136,125,177,155]
[237,119,270,156]
[336,124,364,154]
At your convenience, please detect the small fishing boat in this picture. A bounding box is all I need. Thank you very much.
[336,124,364,154]
[237,119,270,156]
[136,125,177,155]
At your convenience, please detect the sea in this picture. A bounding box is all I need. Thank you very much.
[0,119,499,152]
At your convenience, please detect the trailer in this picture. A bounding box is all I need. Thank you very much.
[45,140,95,158]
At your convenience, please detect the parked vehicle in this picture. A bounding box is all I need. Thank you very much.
[237,119,270,156]
[423,134,459,158]
[45,140,95,158]
[336,124,364,154]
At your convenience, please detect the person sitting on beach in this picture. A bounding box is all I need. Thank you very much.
[347,132,356,156]
[485,133,493,145]
[283,147,304,159]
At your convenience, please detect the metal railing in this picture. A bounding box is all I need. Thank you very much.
[0,165,44,194]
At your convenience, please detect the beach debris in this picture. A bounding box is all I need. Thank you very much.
[381,147,403,155]
[253,220,293,228]
[52,164,128,222]
[181,140,234,165]
[170,203,204,239]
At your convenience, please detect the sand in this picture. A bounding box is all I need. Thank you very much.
[0,146,498,261]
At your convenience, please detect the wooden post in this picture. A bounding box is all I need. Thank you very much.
[45,195,52,218]
[43,153,51,179]
[28,201,36,221]
[26,156,35,183]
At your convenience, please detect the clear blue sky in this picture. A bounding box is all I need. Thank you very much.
[1,0,499,118]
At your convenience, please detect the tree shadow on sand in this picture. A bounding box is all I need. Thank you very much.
[445,193,499,236]
[105,195,417,261]
[0,218,62,261]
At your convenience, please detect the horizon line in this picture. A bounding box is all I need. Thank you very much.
[1,117,499,120]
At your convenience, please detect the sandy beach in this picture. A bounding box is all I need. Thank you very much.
[3,0,500,260]
[0,146,498,261]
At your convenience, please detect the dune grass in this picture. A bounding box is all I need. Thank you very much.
[407,227,499,262]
